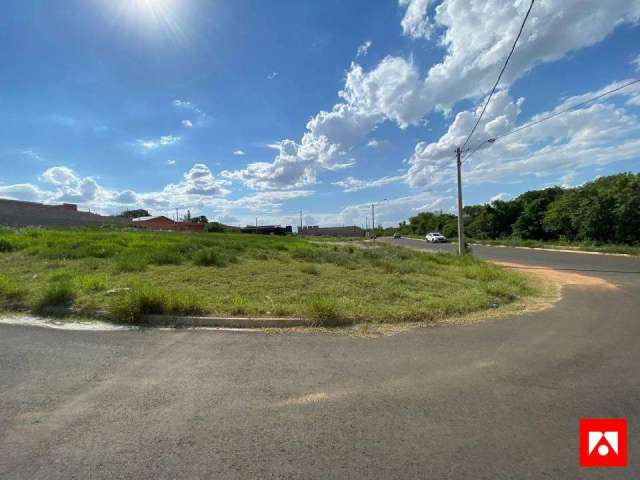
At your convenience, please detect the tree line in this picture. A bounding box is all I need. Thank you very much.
[390,173,640,245]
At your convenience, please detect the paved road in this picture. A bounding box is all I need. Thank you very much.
[1,242,639,479]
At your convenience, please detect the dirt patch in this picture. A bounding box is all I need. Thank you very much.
[492,261,618,290]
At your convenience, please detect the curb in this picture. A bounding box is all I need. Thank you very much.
[469,243,636,258]
[140,314,354,328]
[31,307,354,328]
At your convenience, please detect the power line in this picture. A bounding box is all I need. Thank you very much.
[462,78,640,164]
[461,0,535,151]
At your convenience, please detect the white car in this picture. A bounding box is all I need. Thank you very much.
[425,232,448,243]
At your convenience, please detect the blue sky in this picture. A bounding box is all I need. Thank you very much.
[1,0,639,228]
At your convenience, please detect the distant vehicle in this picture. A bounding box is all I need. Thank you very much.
[393,232,401,239]
[425,232,448,243]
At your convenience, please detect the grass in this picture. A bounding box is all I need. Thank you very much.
[469,238,640,256]
[0,227,537,325]
[33,280,76,312]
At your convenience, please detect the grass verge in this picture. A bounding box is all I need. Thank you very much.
[0,227,537,325]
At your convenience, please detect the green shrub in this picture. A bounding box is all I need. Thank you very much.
[34,280,76,311]
[0,239,17,252]
[193,248,234,267]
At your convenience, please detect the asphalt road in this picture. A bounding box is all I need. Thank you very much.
[1,241,639,479]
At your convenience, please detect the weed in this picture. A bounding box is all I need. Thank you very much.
[34,280,76,311]
[193,248,233,267]
[0,275,27,304]
[229,294,248,315]
[114,252,149,272]
[79,274,108,292]
[305,295,342,325]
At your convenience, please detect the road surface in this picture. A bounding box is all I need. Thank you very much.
[1,241,639,479]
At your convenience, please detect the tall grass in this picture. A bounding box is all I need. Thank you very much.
[33,280,76,312]
[109,284,206,323]
[0,275,27,305]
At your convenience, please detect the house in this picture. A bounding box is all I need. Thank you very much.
[132,215,176,230]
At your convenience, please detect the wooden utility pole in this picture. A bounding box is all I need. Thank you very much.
[456,147,465,256]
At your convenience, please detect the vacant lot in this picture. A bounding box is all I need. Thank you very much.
[0,228,536,325]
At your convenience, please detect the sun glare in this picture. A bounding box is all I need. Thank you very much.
[107,0,186,44]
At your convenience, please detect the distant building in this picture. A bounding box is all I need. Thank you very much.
[0,198,131,228]
[240,225,293,235]
[132,216,205,232]
[299,225,365,237]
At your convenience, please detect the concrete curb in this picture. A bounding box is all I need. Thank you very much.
[33,307,354,328]
[469,243,636,258]
[140,314,354,328]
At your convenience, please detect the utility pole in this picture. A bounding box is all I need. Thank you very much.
[455,147,465,256]
[299,210,303,234]
[371,204,375,236]
[255,217,258,228]
[176,208,179,222]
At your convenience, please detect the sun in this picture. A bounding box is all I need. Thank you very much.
[106,0,185,43]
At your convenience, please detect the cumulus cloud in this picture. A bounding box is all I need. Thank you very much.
[408,80,640,189]
[399,0,434,39]
[233,150,245,156]
[224,0,640,192]
[163,163,230,197]
[182,119,193,128]
[40,166,79,186]
[0,183,49,203]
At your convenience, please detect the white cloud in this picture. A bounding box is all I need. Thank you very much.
[167,159,176,165]
[366,139,382,148]
[632,53,640,71]
[137,135,181,150]
[40,166,79,186]
[163,163,230,197]
[172,99,207,126]
[489,192,512,204]
[0,183,49,203]
[267,72,279,80]
[399,0,434,39]
[356,40,372,57]
[217,1,640,192]
[233,150,245,156]
[172,99,204,115]
[408,80,640,189]
[332,174,406,192]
